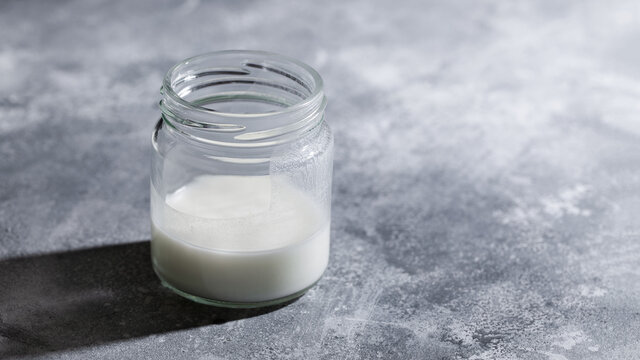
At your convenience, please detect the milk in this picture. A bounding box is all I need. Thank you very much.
[150,175,330,304]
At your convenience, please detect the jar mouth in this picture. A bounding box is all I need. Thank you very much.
[159,51,326,151]
[162,50,324,120]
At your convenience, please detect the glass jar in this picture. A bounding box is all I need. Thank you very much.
[150,51,333,308]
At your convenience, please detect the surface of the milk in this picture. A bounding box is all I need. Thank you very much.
[151,175,330,303]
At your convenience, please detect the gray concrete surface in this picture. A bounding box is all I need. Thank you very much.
[1,0,640,359]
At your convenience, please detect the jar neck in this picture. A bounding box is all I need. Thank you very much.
[159,51,326,150]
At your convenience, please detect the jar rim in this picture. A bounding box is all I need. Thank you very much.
[162,50,324,120]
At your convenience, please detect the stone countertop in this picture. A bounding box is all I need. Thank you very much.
[1,1,639,359]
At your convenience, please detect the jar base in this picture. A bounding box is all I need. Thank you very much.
[154,266,320,308]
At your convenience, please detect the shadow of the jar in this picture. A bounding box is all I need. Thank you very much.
[0,240,296,358]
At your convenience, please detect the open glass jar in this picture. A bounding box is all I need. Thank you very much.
[150,51,333,308]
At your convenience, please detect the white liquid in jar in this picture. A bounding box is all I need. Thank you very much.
[151,175,330,303]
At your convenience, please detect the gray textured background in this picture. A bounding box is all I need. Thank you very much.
[1,0,640,359]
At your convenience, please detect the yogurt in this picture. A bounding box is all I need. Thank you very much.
[150,175,330,304]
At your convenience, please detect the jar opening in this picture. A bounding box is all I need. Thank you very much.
[160,51,326,147]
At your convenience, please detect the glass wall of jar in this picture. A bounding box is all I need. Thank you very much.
[150,51,333,308]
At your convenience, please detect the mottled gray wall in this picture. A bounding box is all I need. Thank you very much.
[1,1,640,359]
